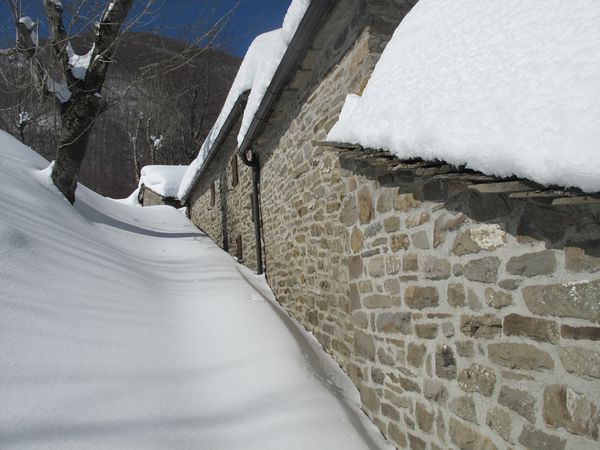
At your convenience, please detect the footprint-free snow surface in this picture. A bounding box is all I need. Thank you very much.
[0,131,389,450]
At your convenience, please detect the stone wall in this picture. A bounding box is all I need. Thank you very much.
[252,2,600,449]
[184,0,600,448]
[187,116,257,269]
[334,176,600,450]
[141,186,180,208]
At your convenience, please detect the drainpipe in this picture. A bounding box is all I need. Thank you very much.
[239,149,263,275]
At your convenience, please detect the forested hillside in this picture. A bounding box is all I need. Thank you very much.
[0,32,240,197]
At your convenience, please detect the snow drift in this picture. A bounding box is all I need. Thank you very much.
[0,130,389,450]
[328,0,600,192]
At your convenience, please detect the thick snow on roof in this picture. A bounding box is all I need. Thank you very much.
[0,130,391,450]
[178,0,310,200]
[328,0,600,192]
[140,165,187,198]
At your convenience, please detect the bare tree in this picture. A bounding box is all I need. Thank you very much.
[1,1,240,199]
[2,0,136,203]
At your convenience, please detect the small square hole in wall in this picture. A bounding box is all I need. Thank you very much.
[236,234,243,261]
[210,181,216,206]
[231,155,239,187]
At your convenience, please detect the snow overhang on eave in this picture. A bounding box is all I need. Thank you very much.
[180,0,336,204]
[179,91,249,204]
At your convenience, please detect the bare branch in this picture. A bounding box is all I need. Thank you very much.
[85,0,135,89]
[43,0,71,81]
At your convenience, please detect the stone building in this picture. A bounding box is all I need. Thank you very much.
[148,1,600,448]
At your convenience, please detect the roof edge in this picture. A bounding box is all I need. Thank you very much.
[236,0,336,160]
[179,91,249,203]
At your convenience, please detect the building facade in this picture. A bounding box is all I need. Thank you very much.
[149,1,600,448]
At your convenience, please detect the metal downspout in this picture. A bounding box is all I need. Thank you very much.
[239,149,263,275]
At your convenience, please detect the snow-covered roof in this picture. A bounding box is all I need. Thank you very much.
[328,0,600,193]
[140,165,188,198]
[178,0,310,200]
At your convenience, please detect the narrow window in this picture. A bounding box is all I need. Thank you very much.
[210,181,216,206]
[236,234,243,261]
[231,155,239,187]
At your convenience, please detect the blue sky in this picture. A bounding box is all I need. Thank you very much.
[0,0,290,57]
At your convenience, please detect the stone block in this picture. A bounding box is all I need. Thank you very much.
[360,385,380,414]
[377,347,395,366]
[416,402,435,432]
[411,230,430,249]
[407,434,427,450]
[506,250,557,277]
[457,363,496,397]
[415,323,438,339]
[370,367,385,385]
[403,253,418,271]
[448,417,498,450]
[442,321,455,337]
[383,216,400,232]
[450,395,478,423]
[452,225,506,256]
[460,314,502,339]
[447,283,466,307]
[565,247,600,273]
[384,278,401,295]
[352,311,368,329]
[396,374,420,392]
[406,212,430,228]
[559,346,600,379]
[407,342,426,367]
[503,314,559,343]
[356,186,372,224]
[484,287,513,309]
[434,212,466,248]
[498,386,536,423]
[420,255,451,280]
[381,402,399,420]
[405,285,439,310]
[354,330,376,361]
[339,197,358,225]
[455,340,475,357]
[498,278,521,290]
[462,257,500,283]
[435,345,457,380]
[385,255,402,275]
[522,280,600,323]
[488,343,554,370]
[350,226,363,253]
[423,378,448,404]
[348,255,363,279]
[349,283,361,311]
[518,425,566,450]
[363,294,392,309]
[376,190,394,214]
[390,233,410,252]
[367,255,386,277]
[486,407,512,442]
[364,221,382,238]
[544,384,599,440]
[394,192,420,211]
[561,324,600,341]
[376,311,411,334]
[387,423,407,448]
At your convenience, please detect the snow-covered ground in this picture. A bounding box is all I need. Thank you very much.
[328,0,600,192]
[0,131,389,450]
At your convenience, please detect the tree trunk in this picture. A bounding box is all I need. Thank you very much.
[52,93,103,203]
